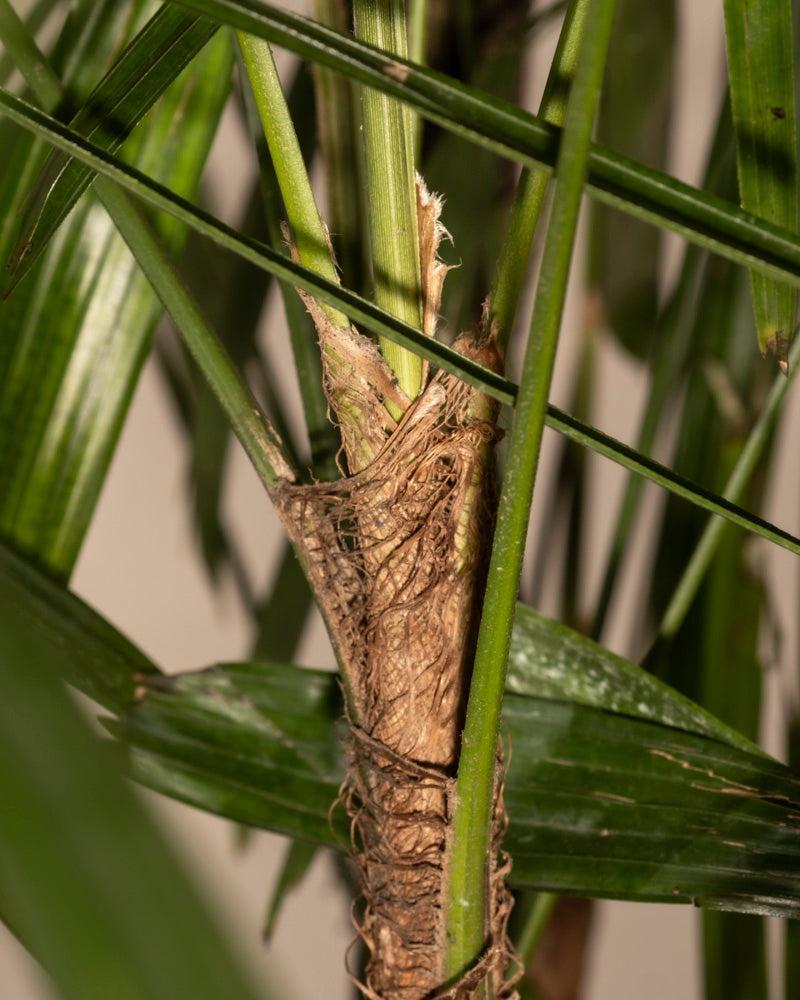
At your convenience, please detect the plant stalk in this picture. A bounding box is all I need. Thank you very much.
[444,0,619,982]
[353,0,424,405]
[237,31,348,328]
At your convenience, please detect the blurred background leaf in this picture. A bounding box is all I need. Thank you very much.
[0,1,233,581]
[589,0,675,360]
[0,589,266,1000]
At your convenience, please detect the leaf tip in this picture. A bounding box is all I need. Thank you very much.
[3,240,34,300]
[764,332,790,376]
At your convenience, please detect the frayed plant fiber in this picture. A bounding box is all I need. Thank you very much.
[273,179,519,1000]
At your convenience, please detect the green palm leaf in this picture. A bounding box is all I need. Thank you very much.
[4,540,798,917]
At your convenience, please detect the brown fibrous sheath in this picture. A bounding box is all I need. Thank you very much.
[273,179,519,1000]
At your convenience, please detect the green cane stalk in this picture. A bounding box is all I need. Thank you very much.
[353,0,424,407]
[443,0,619,984]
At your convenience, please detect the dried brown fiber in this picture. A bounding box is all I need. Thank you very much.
[272,179,520,1000]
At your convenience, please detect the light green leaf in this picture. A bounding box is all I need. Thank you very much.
[7,5,219,288]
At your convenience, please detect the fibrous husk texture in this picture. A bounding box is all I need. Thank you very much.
[273,180,518,1000]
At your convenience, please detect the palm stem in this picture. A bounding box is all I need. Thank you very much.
[353,0,423,405]
[237,32,347,328]
[443,0,618,981]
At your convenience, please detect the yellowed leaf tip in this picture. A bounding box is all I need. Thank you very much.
[765,333,789,376]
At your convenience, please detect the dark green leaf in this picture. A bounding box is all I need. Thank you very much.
[723,0,798,366]
[9,538,797,913]
[110,607,800,914]
[502,694,800,916]
[121,657,800,914]
[507,604,762,756]
[117,661,349,847]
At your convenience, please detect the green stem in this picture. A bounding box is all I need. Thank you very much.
[443,0,618,982]
[237,31,347,328]
[490,0,590,351]
[238,49,339,480]
[353,0,423,404]
[658,329,800,638]
[407,0,428,160]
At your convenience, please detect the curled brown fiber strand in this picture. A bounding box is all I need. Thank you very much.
[273,179,519,1000]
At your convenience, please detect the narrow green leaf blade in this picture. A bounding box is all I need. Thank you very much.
[0,29,234,579]
[6,85,800,570]
[8,5,218,287]
[166,0,800,317]
[723,0,798,367]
